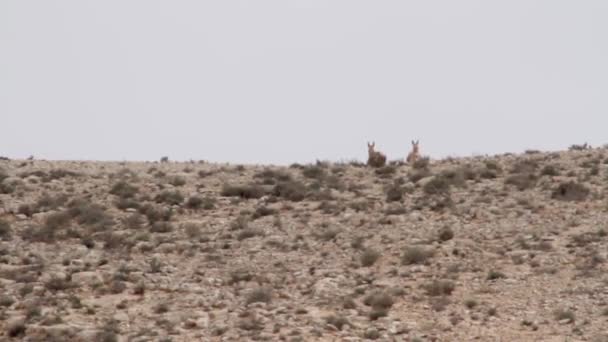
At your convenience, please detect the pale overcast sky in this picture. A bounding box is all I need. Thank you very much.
[1,1,607,164]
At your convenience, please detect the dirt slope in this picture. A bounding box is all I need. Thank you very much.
[0,149,607,341]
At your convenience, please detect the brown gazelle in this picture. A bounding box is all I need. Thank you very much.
[367,142,387,167]
[406,140,420,164]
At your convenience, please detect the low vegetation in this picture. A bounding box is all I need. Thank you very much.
[0,147,606,340]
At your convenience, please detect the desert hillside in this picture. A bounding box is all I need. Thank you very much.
[0,148,607,341]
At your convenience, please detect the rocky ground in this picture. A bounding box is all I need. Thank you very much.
[0,147,607,341]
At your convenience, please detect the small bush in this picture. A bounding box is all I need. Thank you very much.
[46,211,72,230]
[139,203,172,223]
[155,190,184,205]
[408,169,432,183]
[424,279,455,296]
[317,228,340,242]
[363,291,394,309]
[246,287,272,305]
[154,302,170,314]
[183,223,201,239]
[34,193,69,212]
[254,169,293,184]
[0,295,15,307]
[438,166,472,187]
[0,219,12,240]
[484,160,502,172]
[487,270,506,280]
[109,181,138,199]
[569,143,589,151]
[272,180,307,202]
[437,226,454,242]
[386,184,403,202]
[252,206,277,220]
[0,181,16,194]
[114,198,140,210]
[228,269,253,285]
[510,159,539,174]
[168,176,186,187]
[0,169,8,183]
[369,308,388,321]
[68,200,114,229]
[540,164,560,176]
[237,228,262,241]
[504,173,537,191]
[375,165,397,178]
[412,157,430,170]
[552,181,590,202]
[360,248,380,267]
[554,308,575,322]
[7,320,26,337]
[325,315,349,330]
[401,246,434,265]
[464,298,478,309]
[45,276,74,292]
[150,221,173,233]
[230,215,250,230]
[44,169,80,182]
[185,196,203,209]
[221,184,266,199]
[302,165,327,180]
[186,196,215,210]
[423,176,451,195]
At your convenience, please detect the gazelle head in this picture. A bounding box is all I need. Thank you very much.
[367,141,376,155]
[411,140,420,153]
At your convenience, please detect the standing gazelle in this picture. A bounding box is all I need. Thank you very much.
[406,140,420,164]
[367,142,387,167]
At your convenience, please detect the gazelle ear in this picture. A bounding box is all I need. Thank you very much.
[416,140,419,145]
[411,140,415,145]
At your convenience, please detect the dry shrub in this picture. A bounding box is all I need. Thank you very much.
[221,184,266,199]
[552,181,590,202]
[246,287,272,305]
[402,246,434,265]
[272,180,307,202]
[155,190,184,205]
[504,173,537,191]
[424,279,455,296]
[423,176,451,195]
[360,248,380,267]
[109,181,138,198]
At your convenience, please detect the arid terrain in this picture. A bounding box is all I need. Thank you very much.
[1,147,608,341]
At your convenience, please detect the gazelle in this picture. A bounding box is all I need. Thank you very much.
[406,140,420,164]
[367,142,387,167]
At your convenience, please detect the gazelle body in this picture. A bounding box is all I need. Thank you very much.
[367,142,387,167]
[406,140,420,164]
